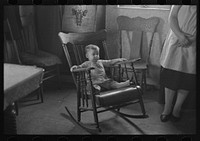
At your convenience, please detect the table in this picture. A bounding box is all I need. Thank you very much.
[4,63,44,134]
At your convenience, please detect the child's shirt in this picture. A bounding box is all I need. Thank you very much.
[78,60,112,84]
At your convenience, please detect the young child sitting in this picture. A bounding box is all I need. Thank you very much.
[70,44,131,91]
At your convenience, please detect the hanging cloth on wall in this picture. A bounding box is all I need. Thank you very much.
[62,5,98,32]
[34,6,63,55]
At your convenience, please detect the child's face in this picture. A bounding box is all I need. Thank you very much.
[86,49,99,62]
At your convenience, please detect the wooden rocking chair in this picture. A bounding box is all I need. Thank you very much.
[58,29,148,132]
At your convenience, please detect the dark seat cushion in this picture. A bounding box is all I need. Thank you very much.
[95,86,141,107]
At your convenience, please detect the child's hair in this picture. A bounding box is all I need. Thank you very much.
[85,44,99,54]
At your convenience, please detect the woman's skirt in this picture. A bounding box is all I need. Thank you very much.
[160,67,196,91]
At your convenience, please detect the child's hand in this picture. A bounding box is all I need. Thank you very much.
[70,65,78,72]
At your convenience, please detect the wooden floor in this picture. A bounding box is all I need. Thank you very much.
[16,79,196,135]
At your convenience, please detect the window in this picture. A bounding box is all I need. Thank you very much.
[117,5,171,10]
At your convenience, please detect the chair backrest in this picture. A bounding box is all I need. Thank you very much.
[58,29,108,86]
[4,16,39,64]
[4,19,22,64]
[117,16,159,63]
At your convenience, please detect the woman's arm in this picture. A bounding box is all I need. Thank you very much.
[169,5,190,47]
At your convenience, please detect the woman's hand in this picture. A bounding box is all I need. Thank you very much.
[177,33,190,48]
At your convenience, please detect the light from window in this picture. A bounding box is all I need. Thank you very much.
[117,5,171,10]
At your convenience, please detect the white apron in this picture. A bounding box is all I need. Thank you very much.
[160,5,196,74]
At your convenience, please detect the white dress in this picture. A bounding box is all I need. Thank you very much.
[160,5,196,74]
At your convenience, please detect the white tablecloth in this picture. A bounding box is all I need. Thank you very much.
[4,63,44,110]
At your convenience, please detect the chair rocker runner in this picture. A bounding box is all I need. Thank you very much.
[58,29,148,132]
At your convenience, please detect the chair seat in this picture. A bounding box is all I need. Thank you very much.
[20,50,62,67]
[95,86,141,107]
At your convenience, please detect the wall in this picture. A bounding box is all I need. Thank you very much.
[106,5,171,86]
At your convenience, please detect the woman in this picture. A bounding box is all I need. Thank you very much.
[160,5,196,122]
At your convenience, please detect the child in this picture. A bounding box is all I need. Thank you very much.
[70,44,131,91]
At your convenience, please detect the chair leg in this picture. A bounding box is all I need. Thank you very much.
[39,83,44,103]
[91,103,100,131]
[139,96,146,116]
[93,110,100,130]
[143,70,147,91]
[142,70,147,92]
[77,92,81,122]
[13,102,18,116]
[77,107,81,122]
[56,64,61,89]
[4,104,17,134]
[139,72,143,88]
[136,87,147,117]
[37,89,40,100]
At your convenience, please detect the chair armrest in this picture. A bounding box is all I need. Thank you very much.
[113,58,141,66]
[71,67,97,95]
[71,67,95,73]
